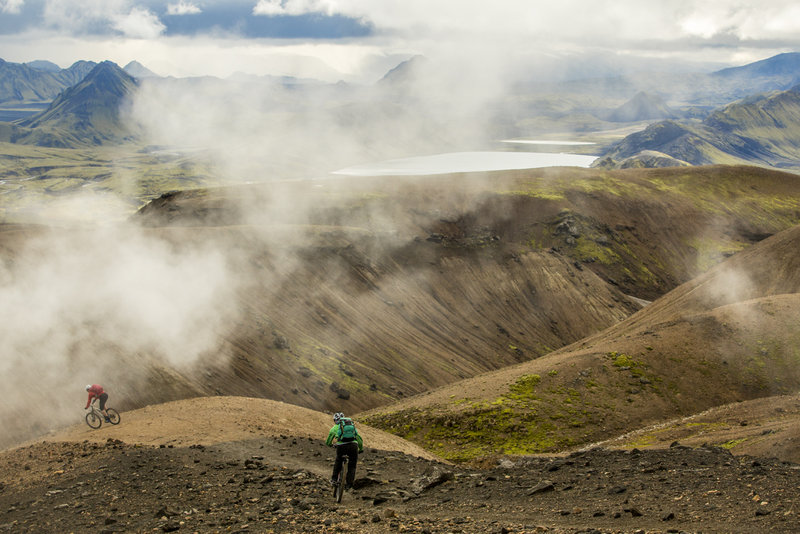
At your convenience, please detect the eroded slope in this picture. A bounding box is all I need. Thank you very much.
[363,225,800,461]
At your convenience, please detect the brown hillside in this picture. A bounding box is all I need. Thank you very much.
[362,225,800,462]
[0,221,636,449]
[136,165,800,301]
[2,165,800,449]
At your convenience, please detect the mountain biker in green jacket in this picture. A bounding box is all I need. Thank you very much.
[326,412,363,490]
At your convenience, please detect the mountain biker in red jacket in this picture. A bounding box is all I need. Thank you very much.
[85,384,110,422]
[326,412,363,490]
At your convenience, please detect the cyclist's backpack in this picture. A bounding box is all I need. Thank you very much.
[338,417,357,442]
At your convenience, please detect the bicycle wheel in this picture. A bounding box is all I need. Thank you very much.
[336,474,345,503]
[106,408,121,425]
[85,411,102,429]
[336,459,347,503]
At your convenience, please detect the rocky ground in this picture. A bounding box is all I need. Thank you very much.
[2,435,800,533]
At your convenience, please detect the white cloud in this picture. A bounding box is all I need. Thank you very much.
[735,3,800,40]
[4,0,800,81]
[111,6,165,38]
[681,15,721,39]
[252,0,340,16]
[0,0,24,14]
[246,0,800,52]
[40,0,165,38]
[166,1,201,15]
[42,0,128,32]
[252,0,282,15]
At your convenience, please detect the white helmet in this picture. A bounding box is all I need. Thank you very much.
[85,384,92,391]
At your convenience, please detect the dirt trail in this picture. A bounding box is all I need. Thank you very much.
[2,396,800,533]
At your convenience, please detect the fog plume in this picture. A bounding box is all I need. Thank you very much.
[126,59,510,184]
[0,224,240,445]
[1,51,519,446]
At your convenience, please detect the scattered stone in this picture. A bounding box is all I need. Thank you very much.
[273,334,290,350]
[410,466,454,494]
[497,459,516,469]
[528,480,555,495]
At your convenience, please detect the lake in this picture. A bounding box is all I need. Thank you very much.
[332,151,598,176]
[500,139,597,146]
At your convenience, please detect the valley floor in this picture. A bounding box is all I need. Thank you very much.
[1,436,799,533]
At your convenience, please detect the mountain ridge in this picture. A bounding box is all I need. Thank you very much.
[0,58,96,104]
[606,91,676,122]
[13,61,139,147]
[713,52,800,84]
[598,83,800,169]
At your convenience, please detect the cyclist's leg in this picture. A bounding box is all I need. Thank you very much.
[331,446,345,483]
[345,443,358,488]
[99,393,109,416]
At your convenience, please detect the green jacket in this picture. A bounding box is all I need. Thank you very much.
[326,422,363,452]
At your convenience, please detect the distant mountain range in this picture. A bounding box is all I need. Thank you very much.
[122,60,159,79]
[25,60,62,73]
[0,58,96,104]
[0,58,155,106]
[605,91,677,123]
[598,84,800,169]
[560,52,800,108]
[712,52,800,91]
[3,51,800,165]
[3,62,139,147]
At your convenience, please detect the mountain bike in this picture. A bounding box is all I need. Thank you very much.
[85,400,121,429]
[333,455,348,503]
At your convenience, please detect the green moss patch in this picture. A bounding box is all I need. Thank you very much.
[365,368,613,462]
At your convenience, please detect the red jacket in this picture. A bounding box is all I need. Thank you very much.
[85,384,105,408]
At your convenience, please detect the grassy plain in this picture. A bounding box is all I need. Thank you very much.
[0,142,218,223]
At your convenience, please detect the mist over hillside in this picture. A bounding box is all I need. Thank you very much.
[4,4,800,530]
[2,49,800,465]
[3,163,800,448]
[4,52,800,173]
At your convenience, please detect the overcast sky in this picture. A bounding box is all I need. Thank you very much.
[0,0,799,82]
